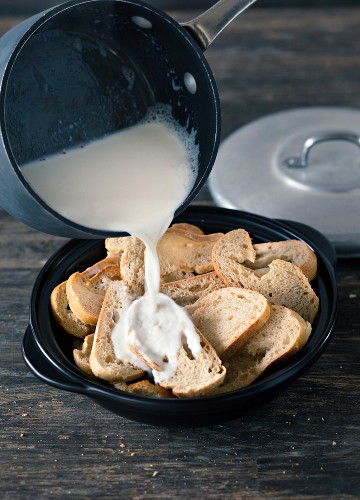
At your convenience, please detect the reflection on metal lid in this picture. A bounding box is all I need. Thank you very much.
[209,107,360,258]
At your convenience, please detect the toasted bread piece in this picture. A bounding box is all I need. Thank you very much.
[105,235,133,256]
[66,265,121,326]
[169,223,204,235]
[126,380,174,398]
[212,228,256,265]
[73,334,94,375]
[89,281,146,382]
[158,331,226,398]
[187,287,270,359]
[119,237,146,295]
[212,230,319,323]
[50,281,94,338]
[120,229,224,295]
[158,229,224,275]
[83,255,121,277]
[211,305,312,393]
[112,380,174,398]
[246,240,317,281]
[160,272,226,307]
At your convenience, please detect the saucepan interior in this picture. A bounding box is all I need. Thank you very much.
[2,0,220,235]
[23,207,337,426]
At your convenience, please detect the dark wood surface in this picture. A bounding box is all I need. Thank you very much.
[1,7,360,498]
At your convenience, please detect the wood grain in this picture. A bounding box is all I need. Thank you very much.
[0,8,359,499]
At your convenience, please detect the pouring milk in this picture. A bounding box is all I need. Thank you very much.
[22,104,203,380]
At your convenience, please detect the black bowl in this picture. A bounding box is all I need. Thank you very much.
[22,206,337,426]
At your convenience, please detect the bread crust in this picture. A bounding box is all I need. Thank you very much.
[50,281,94,338]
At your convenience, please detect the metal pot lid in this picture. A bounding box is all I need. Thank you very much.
[209,107,360,258]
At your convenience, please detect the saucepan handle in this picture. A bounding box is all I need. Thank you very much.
[182,0,257,51]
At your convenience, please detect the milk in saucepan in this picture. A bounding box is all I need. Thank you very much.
[22,104,202,378]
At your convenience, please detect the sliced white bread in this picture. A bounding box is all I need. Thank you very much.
[119,236,146,295]
[169,222,204,235]
[212,230,319,323]
[187,287,270,359]
[158,229,224,275]
[66,265,121,326]
[211,305,312,393]
[89,281,146,383]
[120,229,223,295]
[105,235,133,256]
[50,281,94,338]
[82,255,120,277]
[113,380,174,398]
[73,334,94,375]
[160,271,226,307]
[246,240,317,281]
[156,330,226,398]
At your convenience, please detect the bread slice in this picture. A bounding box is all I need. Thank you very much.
[160,271,226,307]
[82,255,120,277]
[158,229,224,275]
[211,228,256,266]
[212,230,319,323]
[66,265,121,326]
[119,236,146,295]
[246,240,317,281]
[50,281,94,338]
[169,222,204,235]
[120,229,224,295]
[105,235,133,256]
[187,287,270,359]
[73,334,94,375]
[158,333,226,397]
[89,281,147,382]
[211,305,312,393]
[113,380,174,398]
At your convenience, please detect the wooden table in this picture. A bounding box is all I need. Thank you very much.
[1,7,359,498]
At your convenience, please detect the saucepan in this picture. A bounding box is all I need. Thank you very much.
[0,0,256,238]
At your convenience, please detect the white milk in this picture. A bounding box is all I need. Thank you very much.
[22,105,203,380]
[22,105,197,295]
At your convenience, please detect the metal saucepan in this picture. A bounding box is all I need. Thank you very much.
[0,0,256,238]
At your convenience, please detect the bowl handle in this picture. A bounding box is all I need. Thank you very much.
[22,327,90,395]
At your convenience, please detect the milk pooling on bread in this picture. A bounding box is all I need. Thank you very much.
[23,104,203,378]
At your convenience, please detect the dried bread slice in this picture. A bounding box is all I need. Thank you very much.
[187,287,270,359]
[113,380,174,398]
[246,240,317,281]
[89,281,146,382]
[158,332,226,398]
[120,229,223,295]
[211,305,312,393]
[66,265,121,326]
[81,255,120,277]
[169,222,204,235]
[105,235,133,256]
[73,334,94,375]
[212,230,319,323]
[50,281,94,338]
[160,271,226,307]
[158,229,224,275]
[125,294,226,397]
